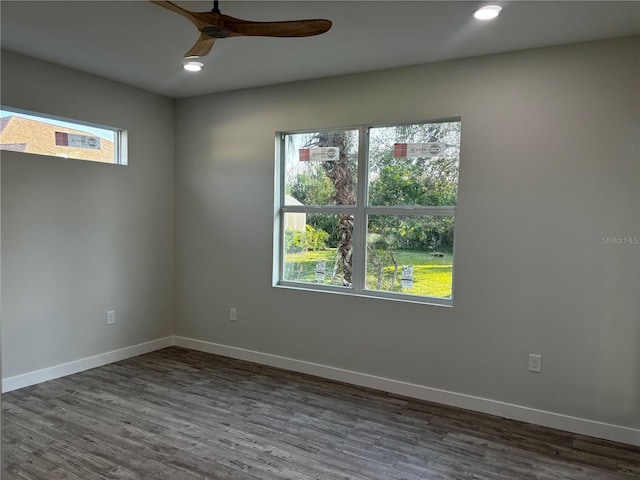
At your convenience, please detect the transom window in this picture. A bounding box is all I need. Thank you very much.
[275,119,461,305]
[0,106,127,165]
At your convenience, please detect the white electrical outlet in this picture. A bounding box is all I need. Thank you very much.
[230,307,237,322]
[528,353,542,373]
[107,310,116,325]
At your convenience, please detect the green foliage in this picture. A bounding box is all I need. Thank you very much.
[284,249,453,298]
[367,122,459,208]
[368,154,458,207]
[365,121,460,253]
[308,213,341,248]
[287,162,345,248]
[284,225,329,253]
[304,224,329,251]
[288,165,334,206]
[284,230,305,253]
[368,215,455,253]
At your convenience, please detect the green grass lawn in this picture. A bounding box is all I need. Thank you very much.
[284,248,452,298]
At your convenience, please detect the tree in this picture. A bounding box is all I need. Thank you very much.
[288,166,333,206]
[288,164,341,246]
[306,131,356,286]
[367,230,400,291]
[367,122,460,253]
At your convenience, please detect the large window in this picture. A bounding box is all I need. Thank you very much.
[0,107,127,165]
[275,119,460,305]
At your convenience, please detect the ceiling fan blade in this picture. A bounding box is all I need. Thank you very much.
[151,1,332,60]
[223,16,332,38]
[150,1,218,30]
[184,33,216,58]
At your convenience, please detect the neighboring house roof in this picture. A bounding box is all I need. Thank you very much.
[285,194,303,206]
[0,115,114,163]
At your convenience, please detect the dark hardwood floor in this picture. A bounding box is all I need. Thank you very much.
[2,347,639,479]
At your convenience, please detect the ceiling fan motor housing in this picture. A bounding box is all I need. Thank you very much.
[201,26,230,38]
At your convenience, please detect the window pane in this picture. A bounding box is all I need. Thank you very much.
[0,107,124,164]
[284,130,358,206]
[368,121,460,206]
[366,215,454,299]
[283,212,353,288]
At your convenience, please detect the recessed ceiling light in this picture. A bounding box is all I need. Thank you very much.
[473,5,502,20]
[183,61,204,72]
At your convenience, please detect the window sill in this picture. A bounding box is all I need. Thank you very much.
[273,282,453,308]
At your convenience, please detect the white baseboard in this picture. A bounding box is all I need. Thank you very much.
[174,336,640,447]
[2,336,175,393]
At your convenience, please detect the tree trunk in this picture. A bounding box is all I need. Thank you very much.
[312,131,355,287]
[389,250,399,290]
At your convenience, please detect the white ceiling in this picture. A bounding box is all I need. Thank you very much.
[1,1,639,99]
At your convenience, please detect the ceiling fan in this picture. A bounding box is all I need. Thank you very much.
[150,0,333,59]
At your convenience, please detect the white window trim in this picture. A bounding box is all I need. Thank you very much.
[274,119,459,307]
[0,105,127,165]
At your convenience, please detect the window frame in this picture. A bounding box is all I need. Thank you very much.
[274,118,460,306]
[0,106,128,165]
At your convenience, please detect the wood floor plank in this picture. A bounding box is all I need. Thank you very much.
[3,346,638,479]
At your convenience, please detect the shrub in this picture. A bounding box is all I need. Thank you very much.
[285,225,329,253]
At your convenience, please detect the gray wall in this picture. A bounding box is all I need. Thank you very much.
[175,36,639,430]
[1,51,175,377]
